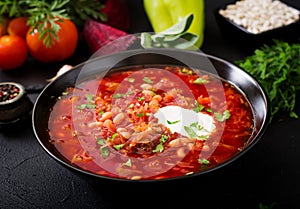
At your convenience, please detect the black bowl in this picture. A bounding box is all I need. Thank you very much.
[32,49,269,183]
[215,1,300,51]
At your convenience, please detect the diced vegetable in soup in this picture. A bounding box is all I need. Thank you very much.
[47,66,254,180]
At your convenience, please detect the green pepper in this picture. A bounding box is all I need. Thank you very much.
[143,0,205,48]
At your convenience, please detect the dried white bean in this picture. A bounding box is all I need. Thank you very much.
[219,0,300,34]
[176,147,186,158]
[113,112,126,125]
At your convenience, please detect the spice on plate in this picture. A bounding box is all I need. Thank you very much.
[0,83,20,103]
[219,0,300,34]
[0,82,33,130]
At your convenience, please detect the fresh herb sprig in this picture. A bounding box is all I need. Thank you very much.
[236,40,300,121]
[67,0,106,27]
[141,14,199,50]
[26,0,69,47]
[0,0,27,17]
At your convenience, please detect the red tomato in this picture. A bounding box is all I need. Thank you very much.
[26,18,78,63]
[0,35,28,70]
[7,17,29,39]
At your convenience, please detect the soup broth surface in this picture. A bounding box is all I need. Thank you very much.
[48,66,254,180]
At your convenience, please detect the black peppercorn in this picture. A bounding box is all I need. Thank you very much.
[0,82,33,131]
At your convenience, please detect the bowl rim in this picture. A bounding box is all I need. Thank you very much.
[32,48,270,183]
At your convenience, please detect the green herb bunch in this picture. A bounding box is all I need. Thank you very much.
[0,0,105,47]
[236,40,300,121]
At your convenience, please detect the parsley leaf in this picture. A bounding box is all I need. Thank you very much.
[77,103,97,110]
[198,158,210,169]
[193,101,204,113]
[123,159,132,167]
[184,125,198,138]
[137,96,145,101]
[143,77,153,84]
[167,120,180,124]
[100,146,109,158]
[184,124,209,140]
[193,77,208,84]
[160,134,168,143]
[96,138,105,145]
[86,93,94,103]
[214,110,231,122]
[153,135,169,153]
[96,138,109,158]
[113,144,125,150]
[126,78,135,83]
[112,91,134,99]
[236,40,300,121]
[198,158,210,165]
[152,143,164,153]
[190,122,203,130]
[136,113,144,117]
[76,94,96,109]
[128,103,134,109]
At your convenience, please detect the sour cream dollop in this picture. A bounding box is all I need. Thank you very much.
[154,106,216,139]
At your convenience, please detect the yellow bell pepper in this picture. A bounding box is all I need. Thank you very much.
[143,0,205,48]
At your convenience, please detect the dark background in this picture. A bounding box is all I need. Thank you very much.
[1,0,300,208]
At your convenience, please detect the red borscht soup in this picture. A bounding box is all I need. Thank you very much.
[47,66,254,180]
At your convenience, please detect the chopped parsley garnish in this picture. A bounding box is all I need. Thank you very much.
[137,96,145,101]
[198,158,210,165]
[112,93,124,99]
[77,103,97,110]
[198,158,210,169]
[100,146,109,158]
[126,78,135,83]
[184,123,209,140]
[86,93,94,103]
[123,159,132,167]
[112,91,134,99]
[214,110,231,122]
[143,77,153,84]
[96,138,109,158]
[198,135,209,140]
[106,133,118,143]
[113,144,125,150]
[193,101,205,113]
[153,134,169,153]
[205,108,212,113]
[76,94,97,109]
[136,113,145,117]
[160,134,168,143]
[184,125,198,139]
[190,121,203,131]
[167,120,180,124]
[152,143,164,153]
[96,138,105,145]
[193,77,208,84]
[107,133,118,142]
[128,103,134,109]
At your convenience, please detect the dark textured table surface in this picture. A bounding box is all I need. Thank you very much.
[1,1,300,209]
